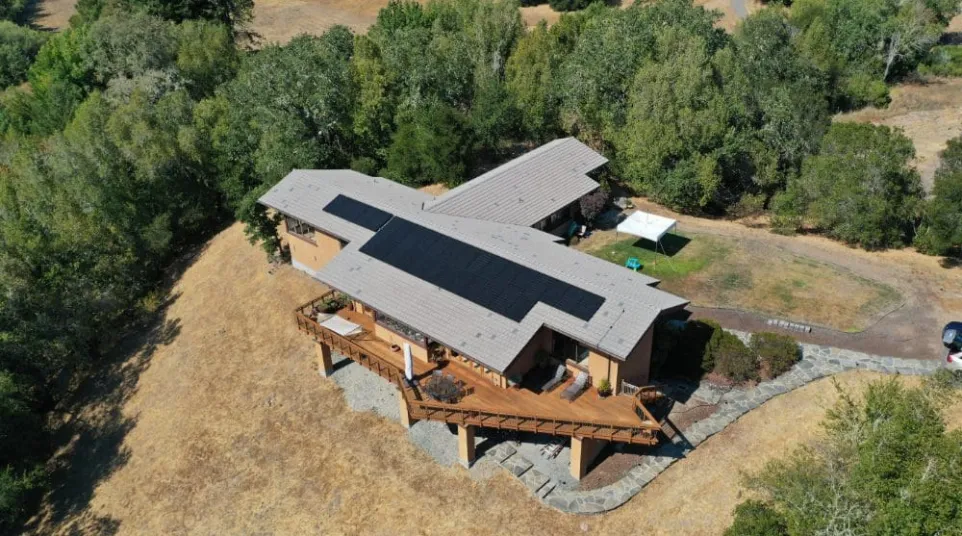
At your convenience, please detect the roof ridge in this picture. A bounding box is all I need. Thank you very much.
[424,138,573,211]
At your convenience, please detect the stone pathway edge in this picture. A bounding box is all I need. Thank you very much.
[489,330,941,515]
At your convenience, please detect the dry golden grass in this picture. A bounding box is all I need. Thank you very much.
[30,0,77,30]
[836,77,962,191]
[249,0,750,44]
[28,223,962,535]
[418,183,450,197]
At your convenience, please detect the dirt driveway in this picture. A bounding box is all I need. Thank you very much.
[629,198,962,361]
[26,223,962,535]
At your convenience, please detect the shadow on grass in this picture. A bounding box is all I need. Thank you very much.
[939,255,961,269]
[631,234,691,258]
[20,237,216,534]
[17,0,63,31]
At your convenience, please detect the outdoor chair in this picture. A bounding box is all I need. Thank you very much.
[540,364,567,392]
[560,372,588,402]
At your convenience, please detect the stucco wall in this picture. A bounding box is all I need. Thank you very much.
[503,327,552,380]
[618,326,654,386]
[286,221,343,273]
[373,322,429,363]
[586,326,654,389]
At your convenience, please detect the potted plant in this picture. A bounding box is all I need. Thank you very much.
[597,378,612,398]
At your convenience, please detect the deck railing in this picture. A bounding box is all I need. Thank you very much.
[295,296,663,446]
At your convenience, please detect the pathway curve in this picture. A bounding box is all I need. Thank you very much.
[488,332,941,514]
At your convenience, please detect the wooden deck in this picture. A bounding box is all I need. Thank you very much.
[337,309,439,379]
[296,294,662,445]
[339,309,643,427]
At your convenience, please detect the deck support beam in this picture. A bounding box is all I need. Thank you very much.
[570,436,606,481]
[314,342,334,377]
[458,425,476,468]
[399,390,413,429]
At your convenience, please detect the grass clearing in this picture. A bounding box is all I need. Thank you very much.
[579,229,902,331]
[582,232,724,280]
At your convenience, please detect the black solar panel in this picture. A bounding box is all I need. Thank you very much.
[322,195,393,231]
[360,218,605,322]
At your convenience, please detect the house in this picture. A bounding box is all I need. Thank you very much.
[260,138,688,479]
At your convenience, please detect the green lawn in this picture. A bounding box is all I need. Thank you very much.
[584,233,724,280]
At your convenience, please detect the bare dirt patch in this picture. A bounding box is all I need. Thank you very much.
[836,77,962,191]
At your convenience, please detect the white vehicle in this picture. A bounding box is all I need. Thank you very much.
[944,322,962,371]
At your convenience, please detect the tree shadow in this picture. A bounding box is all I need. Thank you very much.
[22,314,182,533]
[17,0,64,32]
[939,256,961,269]
[940,31,962,45]
[19,236,215,534]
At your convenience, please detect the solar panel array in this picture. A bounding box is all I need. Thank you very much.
[323,194,393,231]
[360,218,605,322]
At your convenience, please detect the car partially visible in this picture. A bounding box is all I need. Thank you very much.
[944,322,962,371]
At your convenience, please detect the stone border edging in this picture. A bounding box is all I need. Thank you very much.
[486,331,941,515]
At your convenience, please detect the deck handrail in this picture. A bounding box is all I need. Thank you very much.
[295,300,663,445]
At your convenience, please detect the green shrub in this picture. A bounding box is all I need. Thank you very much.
[652,319,720,379]
[0,21,46,88]
[919,45,962,77]
[750,332,800,378]
[725,500,788,536]
[701,319,728,373]
[840,72,890,109]
[0,465,45,530]
[597,378,612,395]
[735,379,962,534]
[715,335,758,382]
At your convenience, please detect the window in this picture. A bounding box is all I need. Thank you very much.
[286,216,315,240]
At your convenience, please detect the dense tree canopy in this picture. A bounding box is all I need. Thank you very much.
[0,22,46,88]
[916,136,962,256]
[774,123,923,249]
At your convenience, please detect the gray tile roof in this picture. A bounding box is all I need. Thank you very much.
[424,138,607,226]
[258,143,687,374]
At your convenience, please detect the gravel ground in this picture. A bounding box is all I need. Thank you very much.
[329,353,579,484]
[329,354,400,422]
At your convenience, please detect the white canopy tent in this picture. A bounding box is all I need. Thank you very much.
[615,210,680,272]
[616,210,677,243]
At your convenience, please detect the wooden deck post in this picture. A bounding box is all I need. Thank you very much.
[314,342,334,378]
[457,425,476,468]
[399,390,413,429]
[570,436,606,481]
